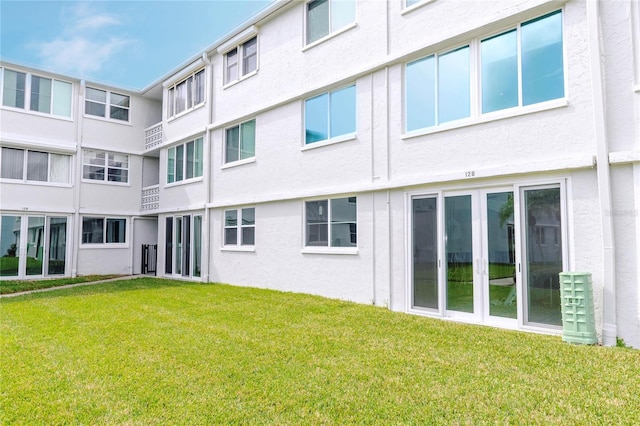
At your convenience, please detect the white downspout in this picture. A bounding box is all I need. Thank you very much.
[587,0,617,346]
[203,52,213,283]
[71,80,85,277]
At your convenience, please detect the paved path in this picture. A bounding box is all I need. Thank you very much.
[0,275,145,298]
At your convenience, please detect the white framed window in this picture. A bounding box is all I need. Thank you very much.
[0,147,71,184]
[81,217,126,244]
[224,208,255,246]
[85,87,130,122]
[82,150,129,184]
[167,137,204,184]
[405,10,565,133]
[224,37,258,85]
[1,68,72,117]
[305,85,356,145]
[225,119,256,164]
[167,69,205,118]
[306,0,356,44]
[305,197,357,248]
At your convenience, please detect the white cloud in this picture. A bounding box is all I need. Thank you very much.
[32,3,135,79]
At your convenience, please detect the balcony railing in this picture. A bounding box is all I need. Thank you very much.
[144,122,163,150]
[141,185,160,211]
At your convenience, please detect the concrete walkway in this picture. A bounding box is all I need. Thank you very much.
[0,275,145,298]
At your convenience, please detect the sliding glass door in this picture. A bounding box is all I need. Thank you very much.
[410,183,565,329]
[0,214,68,278]
[165,214,202,278]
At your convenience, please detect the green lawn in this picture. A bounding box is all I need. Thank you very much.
[1,278,638,424]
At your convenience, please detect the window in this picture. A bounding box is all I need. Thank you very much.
[224,208,255,246]
[405,0,422,6]
[406,45,470,131]
[305,197,356,247]
[0,147,70,183]
[305,85,356,144]
[165,214,201,277]
[1,69,72,117]
[306,0,356,44]
[82,150,129,183]
[225,119,256,163]
[224,37,257,84]
[167,137,203,184]
[167,69,205,118]
[481,11,564,113]
[85,87,130,121]
[405,10,564,132]
[82,217,126,244]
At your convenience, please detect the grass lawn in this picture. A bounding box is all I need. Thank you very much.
[1,278,638,424]
[0,275,123,295]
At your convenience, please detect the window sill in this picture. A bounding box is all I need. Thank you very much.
[81,179,130,187]
[301,247,358,255]
[83,114,131,126]
[165,176,204,188]
[301,133,356,151]
[0,178,72,188]
[80,243,129,249]
[303,22,358,52]
[1,105,73,121]
[222,70,259,90]
[222,157,256,170]
[166,102,206,122]
[401,0,436,15]
[220,246,255,253]
[402,98,568,141]
[634,84,640,93]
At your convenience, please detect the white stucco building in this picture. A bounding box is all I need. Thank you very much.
[1,0,639,348]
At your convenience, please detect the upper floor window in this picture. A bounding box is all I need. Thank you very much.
[1,68,72,117]
[305,197,357,247]
[167,137,203,184]
[224,207,255,246]
[405,10,564,133]
[225,119,256,164]
[167,69,205,118]
[305,85,356,144]
[406,45,470,131]
[224,37,258,85]
[82,217,126,244]
[481,10,564,113]
[85,87,130,122]
[82,150,129,184]
[0,147,71,184]
[306,0,356,44]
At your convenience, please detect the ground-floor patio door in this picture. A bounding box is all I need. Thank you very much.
[165,214,202,278]
[410,183,565,329]
[0,214,68,278]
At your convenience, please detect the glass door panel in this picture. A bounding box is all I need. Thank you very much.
[0,215,21,277]
[523,187,562,326]
[175,217,182,275]
[48,217,67,275]
[445,195,474,313]
[412,197,438,309]
[26,216,45,276]
[486,191,517,319]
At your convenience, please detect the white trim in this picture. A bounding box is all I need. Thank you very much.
[303,22,357,51]
[222,70,258,90]
[609,150,640,164]
[0,136,76,153]
[221,157,256,170]
[301,247,358,255]
[166,102,206,123]
[162,58,206,88]
[220,246,256,253]
[217,25,259,54]
[402,99,569,140]
[634,84,640,93]
[301,133,356,151]
[401,0,436,16]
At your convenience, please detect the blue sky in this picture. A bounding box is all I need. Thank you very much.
[0,0,274,90]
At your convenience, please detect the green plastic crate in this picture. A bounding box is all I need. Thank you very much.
[559,272,597,345]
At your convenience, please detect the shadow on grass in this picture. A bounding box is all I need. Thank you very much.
[0,277,207,303]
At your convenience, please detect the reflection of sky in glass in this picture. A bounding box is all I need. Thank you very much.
[331,0,355,33]
[481,30,518,113]
[438,46,470,123]
[522,12,564,105]
[330,85,356,137]
[305,93,328,144]
[406,56,435,131]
